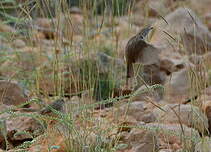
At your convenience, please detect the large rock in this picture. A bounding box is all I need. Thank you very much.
[151,7,211,55]
[6,115,44,140]
[153,104,209,134]
[189,0,211,16]
[0,80,28,106]
[116,101,156,123]
[137,63,167,86]
[145,123,200,151]
[164,69,190,103]
[34,18,57,40]
[164,68,207,103]
[133,0,173,17]
[0,112,44,150]
[120,127,159,152]
[159,56,185,74]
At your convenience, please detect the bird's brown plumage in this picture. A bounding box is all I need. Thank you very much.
[125,27,157,87]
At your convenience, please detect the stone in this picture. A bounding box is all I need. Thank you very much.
[122,128,159,152]
[12,39,26,48]
[159,57,185,74]
[143,64,167,85]
[159,149,173,152]
[189,0,211,16]
[117,101,146,121]
[133,0,172,17]
[35,18,56,40]
[204,13,211,30]
[6,115,44,141]
[132,84,164,102]
[151,7,211,55]
[148,0,169,17]
[145,123,200,151]
[203,100,211,133]
[0,80,28,106]
[0,112,44,150]
[164,68,207,104]
[0,21,16,33]
[116,100,156,123]
[153,104,209,134]
[70,7,82,14]
[195,137,211,152]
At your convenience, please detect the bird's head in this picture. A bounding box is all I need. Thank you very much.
[138,26,153,40]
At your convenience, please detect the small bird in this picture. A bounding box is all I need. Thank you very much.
[125,26,159,88]
[39,99,65,116]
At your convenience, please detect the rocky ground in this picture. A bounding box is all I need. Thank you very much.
[0,0,211,151]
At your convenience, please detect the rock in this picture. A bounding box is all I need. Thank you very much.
[0,113,44,150]
[116,101,156,123]
[117,101,146,120]
[141,63,167,85]
[12,39,26,48]
[6,115,44,141]
[56,13,83,39]
[141,113,156,123]
[35,18,56,40]
[189,0,211,16]
[204,13,211,30]
[190,52,211,69]
[28,131,65,152]
[70,7,82,14]
[122,128,159,152]
[159,57,185,74]
[151,7,211,55]
[145,123,200,151]
[0,47,49,79]
[159,149,173,152]
[0,39,13,52]
[0,21,16,33]
[203,100,211,133]
[148,0,169,17]
[164,68,207,103]
[131,85,164,102]
[195,137,211,152]
[133,0,172,17]
[0,80,28,106]
[63,96,81,118]
[153,104,209,134]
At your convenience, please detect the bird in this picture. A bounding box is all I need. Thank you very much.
[125,26,159,88]
[39,99,65,116]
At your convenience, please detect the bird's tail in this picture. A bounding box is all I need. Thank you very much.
[126,63,133,87]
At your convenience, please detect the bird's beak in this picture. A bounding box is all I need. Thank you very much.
[149,27,153,30]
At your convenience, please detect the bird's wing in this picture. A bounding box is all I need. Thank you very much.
[136,43,161,65]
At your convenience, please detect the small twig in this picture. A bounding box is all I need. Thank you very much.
[158,14,169,25]
[163,30,176,42]
[187,10,198,27]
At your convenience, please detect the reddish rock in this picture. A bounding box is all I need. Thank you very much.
[0,80,28,106]
[0,21,16,33]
